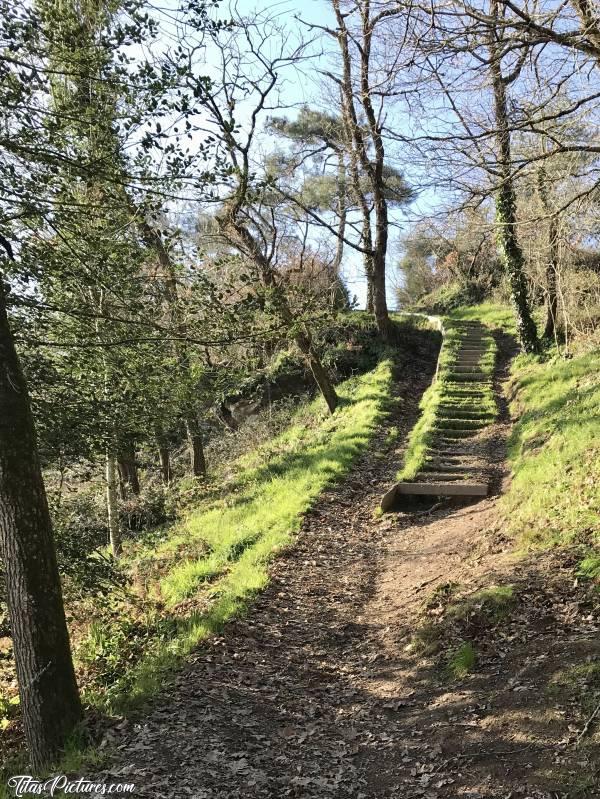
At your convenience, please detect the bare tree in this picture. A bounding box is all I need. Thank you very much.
[181,9,339,411]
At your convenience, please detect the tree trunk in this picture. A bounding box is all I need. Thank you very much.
[296,331,338,414]
[155,427,172,484]
[332,0,391,341]
[366,278,374,314]
[105,451,122,557]
[116,465,127,501]
[117,440,140,496]
[371,256,393,342]
[571,0,600,52]
[543,212,559,340]
[537,160,560,339]
[488,3,539,353]
[331,154,347,307]
[158,446,171,484]
[218,401,239,431]
[185,415,207,477]
[0,285,81,770]
[222,217,339,414]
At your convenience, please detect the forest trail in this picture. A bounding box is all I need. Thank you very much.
[94,334,600,799]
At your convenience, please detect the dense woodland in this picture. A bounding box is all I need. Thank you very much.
[1,0,600,776]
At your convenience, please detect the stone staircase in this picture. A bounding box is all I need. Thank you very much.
[382,319,496,509]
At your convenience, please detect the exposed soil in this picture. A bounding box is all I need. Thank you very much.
[91,335,600,799]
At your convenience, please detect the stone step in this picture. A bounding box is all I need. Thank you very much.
[438,403,491,412]
[418,472,476,482]
[446,375,489,383]
[444,389,487,397]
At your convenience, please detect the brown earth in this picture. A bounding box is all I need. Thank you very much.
[92,337,600,799]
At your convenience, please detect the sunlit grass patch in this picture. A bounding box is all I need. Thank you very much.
[503,349,600,549]
[448,302,516,335]
[80,359,395,714]
[445,585,516,623]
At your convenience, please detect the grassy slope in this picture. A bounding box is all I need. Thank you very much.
[82,359,396,714]
[450,302,600,554]
[504,349,600,550]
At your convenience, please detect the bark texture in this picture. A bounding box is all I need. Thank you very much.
[117,440,140,496]
[536,162,560,339]
[185,415,207,478]
[488,2,539,353]
[0,285,81,770]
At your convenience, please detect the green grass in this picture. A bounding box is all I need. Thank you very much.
[448,302,516,335]
[503,349,600,550]
[80,359,395,714]
[397,318,497,481]
[447,641,477,679]
[412,583,516,657]
[446,585,516,622]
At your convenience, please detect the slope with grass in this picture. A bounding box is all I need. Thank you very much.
[504,348,600,555]
[76,358,400,715]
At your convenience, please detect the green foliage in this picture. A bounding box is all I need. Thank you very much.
[577,556,600,582]
[50,492,127,601]
[446,585,516,623]
[77,359,394,713]
[0,693,20,731]
[413,282,481,314]
[447,641,477,679]
[503,348,600,549]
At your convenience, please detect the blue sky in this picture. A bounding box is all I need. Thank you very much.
[157,0,435,308]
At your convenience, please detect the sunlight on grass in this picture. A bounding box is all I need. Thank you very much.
[397,318,497,480]
[503,349,600,550]
[84,359,394,714]
[447,641,477,679]
[448,302,516,334]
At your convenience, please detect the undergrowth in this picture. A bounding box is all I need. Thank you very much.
[78,358,396,715]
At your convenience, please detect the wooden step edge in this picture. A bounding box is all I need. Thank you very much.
[395,481,488,497]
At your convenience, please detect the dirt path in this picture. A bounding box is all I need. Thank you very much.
[95,340,600,799]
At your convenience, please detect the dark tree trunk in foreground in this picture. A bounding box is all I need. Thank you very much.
[488,2,539,353]
[0,284,81,770]
[185,415,207,477]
